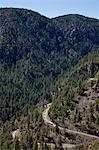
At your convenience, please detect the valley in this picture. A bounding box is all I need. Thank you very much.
[0,8,99,150]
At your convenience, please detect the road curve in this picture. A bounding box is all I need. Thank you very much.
[42,103,99,140]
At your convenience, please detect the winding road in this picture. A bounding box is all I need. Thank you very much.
[42,103,99,140]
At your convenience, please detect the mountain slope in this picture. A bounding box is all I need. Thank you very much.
[50,47,99,137]
[0,8,99,123]
[52,14,99,56]
[0,47,99,150]
[1,9,99,66]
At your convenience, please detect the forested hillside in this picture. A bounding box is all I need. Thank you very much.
[0,8,99,124]
[52,14,99,56]
[50,47,99,137]
[0,8,99,150]
[0,48,99,150]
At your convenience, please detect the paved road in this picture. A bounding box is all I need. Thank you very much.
[42,103,99,140]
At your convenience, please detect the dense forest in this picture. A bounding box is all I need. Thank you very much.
[0,8,99,150]
[0,8,99,122]
[0,48,99,150]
